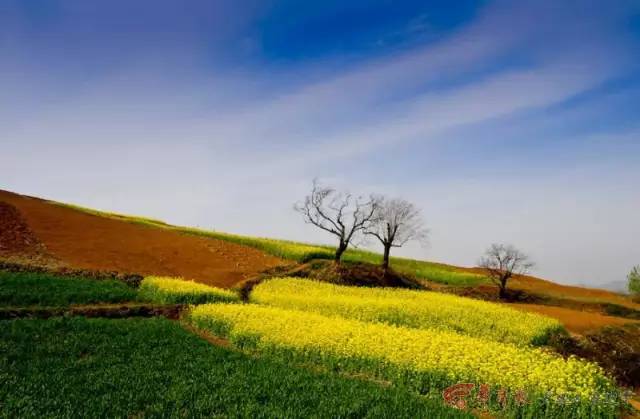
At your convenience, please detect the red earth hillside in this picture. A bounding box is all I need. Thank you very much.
[0,189,284,287]
[462,266,639,311]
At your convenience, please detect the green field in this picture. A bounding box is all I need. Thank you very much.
[0,271,137,307]
[0,317,469,418]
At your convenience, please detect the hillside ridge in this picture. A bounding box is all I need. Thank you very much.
[0,189,283,287]
[0,188,635,306]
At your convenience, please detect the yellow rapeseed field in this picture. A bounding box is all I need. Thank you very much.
[251,278,563,345]
[139,276,238,304]
[189,303,619,416]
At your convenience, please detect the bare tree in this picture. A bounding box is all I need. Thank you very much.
[478,244,534,299]
[366,197,428,272]
[294,180,380,263]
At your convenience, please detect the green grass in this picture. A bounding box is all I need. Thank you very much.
[179,228,335,261]
[55,201,486,286]
[54,202,171,228]
[0,271,137,307]
[0,317,470,418]
[343,250,485,286]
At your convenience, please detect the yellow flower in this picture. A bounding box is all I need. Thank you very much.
[139,276,238,304]
[251,278,563,346]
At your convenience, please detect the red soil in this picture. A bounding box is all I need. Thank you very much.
[463,266,639,310]
[508,303,639,334]
[510,276,640,309]
[0,201,49,259]
[0,190,284,287]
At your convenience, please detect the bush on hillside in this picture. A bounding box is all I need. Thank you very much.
[628,265,640,296]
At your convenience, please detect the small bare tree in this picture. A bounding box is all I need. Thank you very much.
[366,197,428,272]
[478,243,534,299]
[294,180,379,263]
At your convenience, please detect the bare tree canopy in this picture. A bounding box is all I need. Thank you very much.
[294,179,380,263]
[478,243,534,299]
[366,197,427,271]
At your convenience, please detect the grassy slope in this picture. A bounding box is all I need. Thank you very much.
[0,317,469,418]
[0,271,137,307]
[52,202,485,286]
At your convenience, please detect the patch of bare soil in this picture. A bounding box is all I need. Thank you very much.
[290,259,424,288]
[0,201,51,262]
[511,275,640,309]
[549,323,640,389]
[0,190,284,288]
[507,303,639,334]
[462,266,639,310]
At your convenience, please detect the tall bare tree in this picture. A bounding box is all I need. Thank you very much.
[294,180,379,263]
[366,197,427,272]
[478,243,534,299]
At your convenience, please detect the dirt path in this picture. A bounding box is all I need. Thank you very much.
[508,303,639,334]
[0,190,284,287]
[0,303,184,320]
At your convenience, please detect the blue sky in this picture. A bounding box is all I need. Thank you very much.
[1,0,639,288]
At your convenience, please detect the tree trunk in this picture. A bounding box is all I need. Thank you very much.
[498,278,508,299]
[335,242,347,263]
[382,244,391,273]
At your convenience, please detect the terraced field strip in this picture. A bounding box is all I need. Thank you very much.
[251,277,564,345]
[0,270,185,320]
[189,303,622,418]
[0,270,137,307]
[0,303,184,320]
[138,276,239,304]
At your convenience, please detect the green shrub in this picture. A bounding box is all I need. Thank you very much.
[628,265,640,295]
